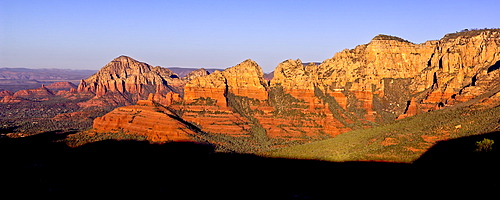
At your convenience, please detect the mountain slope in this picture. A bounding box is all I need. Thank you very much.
[76,56,190,107]
[264,102,500,162]
[70,29,500,153]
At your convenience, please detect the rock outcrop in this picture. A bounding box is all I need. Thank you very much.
[45,81,77,92]
[12,85,55,100]
[273,29,500,120]
[179,59,351,145]
[77,56,185,106]
[415,30,500,109]
[182,68,210,81]
[174,29,500,147]
[0,95,31,103]
[184,59,268,107]
[10,29,496,153]
[91,98,198,143]
[0,90,13,98]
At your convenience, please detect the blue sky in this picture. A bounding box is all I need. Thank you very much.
[0,0,498,72]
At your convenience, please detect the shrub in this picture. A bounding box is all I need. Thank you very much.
[442,28,500,40]
[268,84,308,116]
[475,138,494,152]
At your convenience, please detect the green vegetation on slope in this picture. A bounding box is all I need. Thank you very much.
[313,86,373,129]
[264,105,500,163]
[269,84,308,117]
[442,28,500,40]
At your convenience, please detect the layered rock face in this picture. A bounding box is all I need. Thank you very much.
[77,56,186,106]
[273,30,500,120]
[179,59,350,145]
[174,29,500,147]
[91,97,198,143]
[72,29,500,151]
[416,30,500,110]
[179,60,270,140]
[184,59,268,107]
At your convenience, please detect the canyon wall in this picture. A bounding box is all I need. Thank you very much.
[176,29,500,148]
[72,29,500,150]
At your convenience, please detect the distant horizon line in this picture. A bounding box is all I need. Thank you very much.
[0,66,281,73]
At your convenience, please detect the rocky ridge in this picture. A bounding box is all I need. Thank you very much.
[2,29,499,153]
[173,29,500,151]
[274,30,500,119]
[45,81,77,92]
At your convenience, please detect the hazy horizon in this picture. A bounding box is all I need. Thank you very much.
[1,0,498,72]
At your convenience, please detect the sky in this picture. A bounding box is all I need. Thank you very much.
[0,0,498,72]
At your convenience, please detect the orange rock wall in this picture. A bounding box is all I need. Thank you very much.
[84,29,500,149]
[92,102,196,143]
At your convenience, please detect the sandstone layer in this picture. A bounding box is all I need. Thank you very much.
[174,29,500,148]
[184,59,269,107]
[9,29,496,152]
[273,30,500,120]
[91,97,198,143]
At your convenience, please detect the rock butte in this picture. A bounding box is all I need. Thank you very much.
[45,81,77,92]
[76,55,191,107]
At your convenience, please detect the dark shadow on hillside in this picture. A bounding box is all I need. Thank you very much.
[487,60,500,73]
[413,131,500,192]
[1,131,499,198]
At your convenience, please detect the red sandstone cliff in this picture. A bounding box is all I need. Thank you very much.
[175,29,500,147]
[90,97,198,143]
[184,59,269,107]
[273,30,500,120]
[58,29,500,151]
[77,56,186,107]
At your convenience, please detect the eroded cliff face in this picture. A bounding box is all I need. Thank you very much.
[80,29,500,152]
[416,30,500,111]
[184,59,268,107]
[90,97,198,143]
[174,29,500,150]
[77,56,186,107]
[179,60,270,142]
[178,59,351,148]
[273,30,500,120]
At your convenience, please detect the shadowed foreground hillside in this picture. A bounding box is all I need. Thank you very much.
[265,104,500,163]
[1,131,498,198]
